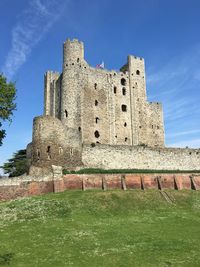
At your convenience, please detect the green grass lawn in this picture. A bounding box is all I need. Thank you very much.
[1,190,200,267]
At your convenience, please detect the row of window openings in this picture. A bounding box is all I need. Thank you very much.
[95,83,127,95]
[94,79,127,93]
[94,130,128,142]
[139,125,160,129]
[65,103,127,114]
[110,70,140,77]
[95,78,126,90]
[94,120,159,129]
[37,147,75,159]
[95,102,127,112]
[94,116,160,129]
[113,87,126,95]
[66,62,87,70]
[95,117,127,127]
[66,109,163,129]
[94,78,127,89]
[36,146,63,160]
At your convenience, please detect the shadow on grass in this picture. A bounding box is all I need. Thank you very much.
[0,253,14,265]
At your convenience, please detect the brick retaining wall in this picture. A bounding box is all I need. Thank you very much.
[0,173,200,201]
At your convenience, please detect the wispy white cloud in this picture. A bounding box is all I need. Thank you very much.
[147,45,200,100]
[2,0,68,79]
[146,45,200,146]
[167,129,200,138]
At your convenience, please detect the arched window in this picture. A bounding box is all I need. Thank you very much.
[121,78,126,86]
[136,70,140,75]
[95,100,98,106]
[114,86,117,94]
[95,117,99,123]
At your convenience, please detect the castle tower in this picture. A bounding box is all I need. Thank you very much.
[128,56,147,145]
[63,38,84,66]
[61,39,85,148]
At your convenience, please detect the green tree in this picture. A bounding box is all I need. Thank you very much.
[0,73,16,146]
[1,149,28,177]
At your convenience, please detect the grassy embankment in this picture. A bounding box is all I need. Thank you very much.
[1,190,200,266]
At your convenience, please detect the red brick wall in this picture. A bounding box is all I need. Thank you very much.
[0,173,200,201]
[0,181,54,201]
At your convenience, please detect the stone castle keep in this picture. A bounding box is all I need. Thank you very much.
[27,38,200,172]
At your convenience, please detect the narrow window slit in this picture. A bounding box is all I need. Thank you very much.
[94,130,100,138]
[121,105,127,112]
[122,87,126,95]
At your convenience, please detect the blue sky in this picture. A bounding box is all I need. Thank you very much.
[0,0,200,171]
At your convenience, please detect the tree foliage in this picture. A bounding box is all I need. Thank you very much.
[0,73,16,145]
[1,149,28,177]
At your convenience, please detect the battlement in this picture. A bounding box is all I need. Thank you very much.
[64,38,84,45]
[45,71,60,76]
[130,55,144,61]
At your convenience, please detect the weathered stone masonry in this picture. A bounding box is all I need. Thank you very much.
[27,38,200,171]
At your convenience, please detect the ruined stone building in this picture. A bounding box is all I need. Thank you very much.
[27,38,200,171]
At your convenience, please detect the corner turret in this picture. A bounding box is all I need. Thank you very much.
[63,38,84,68]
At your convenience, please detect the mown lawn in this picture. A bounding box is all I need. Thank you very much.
[1,190,200,266]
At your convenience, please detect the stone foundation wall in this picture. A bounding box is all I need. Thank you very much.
[82,145,200,170]
[0,173,200,201]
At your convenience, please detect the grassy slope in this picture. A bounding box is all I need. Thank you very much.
[1,190,200,267]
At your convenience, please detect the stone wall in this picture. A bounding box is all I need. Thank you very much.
[82,144,200,170]
[30,116,83,169]
[1,173,200,201]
